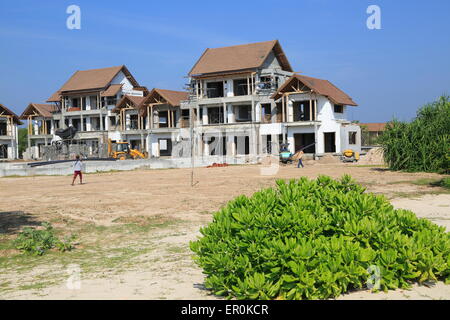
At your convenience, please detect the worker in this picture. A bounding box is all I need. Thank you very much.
[297,150,304,168]
[71,155,83,186]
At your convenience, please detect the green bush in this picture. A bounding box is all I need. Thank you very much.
[378,96,450,174]
[440,177,450,189]
[190,175,450,300]
[14,222,75,256]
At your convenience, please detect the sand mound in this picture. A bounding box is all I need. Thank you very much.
[317,154,340,164]
[359,147,385,165]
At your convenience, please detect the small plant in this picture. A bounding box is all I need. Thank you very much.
[14,222,75,256]
[190,175,450,300]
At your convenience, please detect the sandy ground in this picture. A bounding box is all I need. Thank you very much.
[0,163,449,300]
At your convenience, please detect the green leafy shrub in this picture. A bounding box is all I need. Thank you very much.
[14,222,75,256]
[190,175,450,300]
[439,177,450,189]
[378,95,450,174]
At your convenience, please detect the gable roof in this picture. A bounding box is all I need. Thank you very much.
[47,65,140,101]
[0,103,23,125]
[20,103,58,119]
[189,40,293,77]
[100,84,123,97]
[271,74,358,106]
[146,89,189,107]
[112,95,146,113]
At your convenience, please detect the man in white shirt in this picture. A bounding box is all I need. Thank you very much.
[71,155,83,186]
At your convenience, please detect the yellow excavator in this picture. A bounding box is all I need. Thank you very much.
[108,139,146,160]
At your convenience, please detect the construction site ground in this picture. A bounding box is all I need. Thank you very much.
[0,163,449,300]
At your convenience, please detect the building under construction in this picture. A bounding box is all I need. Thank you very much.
[14,40,361,162]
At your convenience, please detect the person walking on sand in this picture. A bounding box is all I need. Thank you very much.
[296,150,304,168]
[71,155,83,186]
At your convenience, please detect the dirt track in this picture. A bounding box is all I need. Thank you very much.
[0,163,449,299]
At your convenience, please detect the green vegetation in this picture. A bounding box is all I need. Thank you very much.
[190,175,450,300]
[439,177,450,189]
[13,222,75,256]
[18,128,28,157]
[378,96,450,173]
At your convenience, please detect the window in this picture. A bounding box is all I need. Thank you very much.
[334,104,344,113]
[90,96,98,109]
[349,131,357,145]
[233,79,249,96]
[106,97,117,106]
[237,105,252,122]
[206,81,224,98]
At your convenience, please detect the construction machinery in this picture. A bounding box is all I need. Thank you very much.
[340,149,360,163]
[108,139,146,160]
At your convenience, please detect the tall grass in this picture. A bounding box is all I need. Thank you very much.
[378,96,450,174]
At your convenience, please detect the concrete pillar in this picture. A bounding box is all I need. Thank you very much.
[80,114,84,131]
[100,112,104,131]
[226,79,234,97]
[271,101,276,123]
[33,120,39,135]
[287,99,294,122]
[86,116,91,131]
[202,106,208,125]
[227,104,235,123]
[223,103,227,124]
[203,136,210,156]
[226,135,235,157]
[125,113,131,131]
[255,102,262,122]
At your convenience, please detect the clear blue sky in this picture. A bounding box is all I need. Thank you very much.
[1,0,449,123]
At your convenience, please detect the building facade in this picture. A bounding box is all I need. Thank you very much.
[16,40,361,161]
[181,40,361,159]
[0,103,21,160]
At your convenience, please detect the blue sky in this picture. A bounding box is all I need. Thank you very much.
[1,0,449,123]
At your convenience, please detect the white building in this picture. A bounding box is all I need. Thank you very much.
[45,65,146,157]
[181,40,360,159]
[0,103,21,160]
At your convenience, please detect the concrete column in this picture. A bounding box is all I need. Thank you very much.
[86,116,91,131]
[255,102,262,122]
[287,99,294,122]
[33,120,39,135]
[100,112,104,131]
[223,103,227,124]
[126,113,131,131]
[226,135,235,157]
[203,136,210,156]
[227,104,235,123]
[80,114,84,131]
[202,106,208,125]
[271,101,276,124]
[226,79,234,97]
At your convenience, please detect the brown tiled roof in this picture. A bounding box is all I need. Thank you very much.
[100,84,123,97]
[271,74,358,106]
[48,65,139,100]
[20,103,58,119]
[0,103,23,125]
[359,123,386,132]
[189,40,293,76]
[138,89,189,117]
[150,89,189,107]
[47,91,61,103]
[112,95,146,113]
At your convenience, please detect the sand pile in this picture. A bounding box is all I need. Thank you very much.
[358,147,385,165]
[317,154,340,164]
